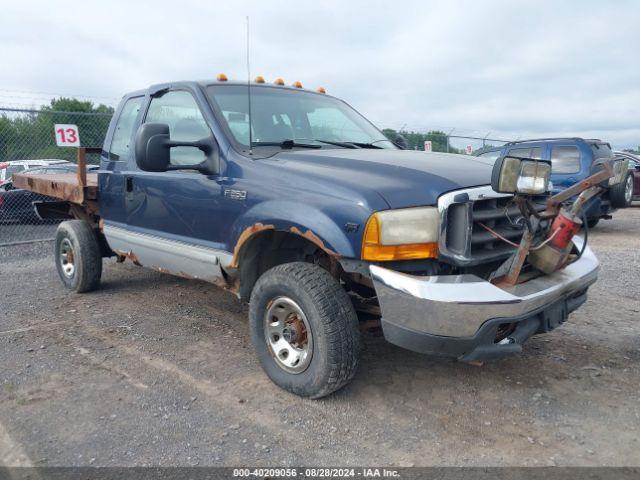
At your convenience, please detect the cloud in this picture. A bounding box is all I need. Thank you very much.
[0,0,638,148]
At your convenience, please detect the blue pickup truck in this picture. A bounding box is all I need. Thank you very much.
[477,138,634,227]
[14,78,604,398]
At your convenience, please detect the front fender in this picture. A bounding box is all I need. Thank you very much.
[227,200,361,266]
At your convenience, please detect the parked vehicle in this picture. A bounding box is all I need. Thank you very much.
[12,78,625,398]
[613,151,640,201]
[0,180,55,223]
[0,159,71,189]
[0,165,98,223]
[476,138,632,227]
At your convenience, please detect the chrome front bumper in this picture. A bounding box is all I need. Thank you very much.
[370,237,599,340]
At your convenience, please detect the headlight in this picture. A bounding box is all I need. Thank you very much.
[491,156,551,195]
[609,159,630,185]
[362,207,439,261]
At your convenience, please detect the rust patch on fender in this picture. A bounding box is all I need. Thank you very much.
[289,226,339,257]
[229,223,340,270]
[229,223,275,268]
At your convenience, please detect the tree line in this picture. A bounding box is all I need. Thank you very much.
[382,128,461,153]
[0,98,114,163]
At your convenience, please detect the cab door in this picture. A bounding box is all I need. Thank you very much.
[103,88,230,281]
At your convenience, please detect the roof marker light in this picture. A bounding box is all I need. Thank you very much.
[317,87,326,94]
[292,81,303,88]
[216,73,228,81]
[255,75,265,83]
[274,78,285,85]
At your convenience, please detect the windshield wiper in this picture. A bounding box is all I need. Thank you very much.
[349,141,384,149]
[312,139,359,149]
[251,140,322,149]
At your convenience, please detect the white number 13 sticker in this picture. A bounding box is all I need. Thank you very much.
[54,124,80,147]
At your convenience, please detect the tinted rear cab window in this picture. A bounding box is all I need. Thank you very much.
[109,97,143,160]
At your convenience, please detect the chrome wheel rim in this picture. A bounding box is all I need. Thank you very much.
[264,296,313,374]
[59,238,75,278]
[625,175,633,203]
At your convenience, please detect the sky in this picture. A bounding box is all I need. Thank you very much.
[1,0,639,149]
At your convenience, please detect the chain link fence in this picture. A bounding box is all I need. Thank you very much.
[0,107,112,246]
[382,128,512,154]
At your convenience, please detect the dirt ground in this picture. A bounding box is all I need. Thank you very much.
[1,207,639,467]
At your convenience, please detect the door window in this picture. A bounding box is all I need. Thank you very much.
[507,147,542,159]
[145,91,210,166]
[551,146,581,174]
[110,97,143,160]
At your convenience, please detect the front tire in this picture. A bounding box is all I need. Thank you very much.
[249,262,360,399]
[55,220,102,293]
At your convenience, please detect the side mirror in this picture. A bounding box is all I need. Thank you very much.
[393,134,409,150]
[492,156,551,195]
[135,123,171,172]
[134,122,220,175]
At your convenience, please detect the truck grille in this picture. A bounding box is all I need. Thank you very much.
[438,186,545,266]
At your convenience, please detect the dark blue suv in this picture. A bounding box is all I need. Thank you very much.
[477,138,632,227]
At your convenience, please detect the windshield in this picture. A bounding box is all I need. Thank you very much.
[478,150,501,161]
[206,85,395,150]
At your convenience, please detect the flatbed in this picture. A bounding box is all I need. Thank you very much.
[11,147,100,206]
[13,172,98,204]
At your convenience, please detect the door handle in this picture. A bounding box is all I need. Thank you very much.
[125,176,134,201]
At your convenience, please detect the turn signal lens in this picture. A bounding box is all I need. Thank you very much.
[362,210,439,261]
[292,81,303,88]
[317,87,326,94]
[216,73,228,81]
[274,78,285,85]
[254,75,265,83]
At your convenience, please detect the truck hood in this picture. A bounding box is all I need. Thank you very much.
[265,149,494,209]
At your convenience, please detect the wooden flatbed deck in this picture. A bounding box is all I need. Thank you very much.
[13,172,98,204]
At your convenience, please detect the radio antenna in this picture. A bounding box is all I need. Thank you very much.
[246,16,253,155]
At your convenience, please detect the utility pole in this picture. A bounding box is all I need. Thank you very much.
[446,128,455,153]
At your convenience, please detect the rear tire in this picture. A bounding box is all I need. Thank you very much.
[249,262,360,399]
[610,173,633,208]
[55,220,102,293]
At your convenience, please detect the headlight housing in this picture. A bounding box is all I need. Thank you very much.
[362,207,439,261]
[491,156,552,195]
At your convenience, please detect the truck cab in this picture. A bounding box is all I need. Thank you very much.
[15,77,607,398]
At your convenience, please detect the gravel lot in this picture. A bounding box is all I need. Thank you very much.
[1,207,639,467]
